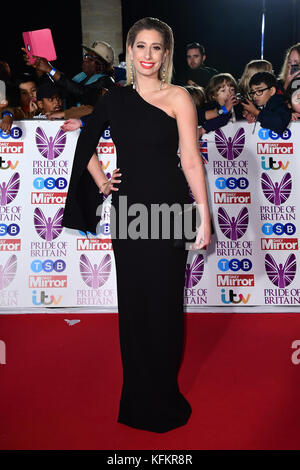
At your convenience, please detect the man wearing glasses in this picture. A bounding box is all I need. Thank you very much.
[241,71,291,135]
[28,41,115,113]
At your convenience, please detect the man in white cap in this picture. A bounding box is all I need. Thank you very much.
[27,40,115,112]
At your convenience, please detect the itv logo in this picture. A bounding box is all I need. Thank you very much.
[221,288,251,304]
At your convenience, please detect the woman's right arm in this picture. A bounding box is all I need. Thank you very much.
[87,152,121,195]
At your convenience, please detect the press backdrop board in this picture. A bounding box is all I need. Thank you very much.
[0,120,299,310]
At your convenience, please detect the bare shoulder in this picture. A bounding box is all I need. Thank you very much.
[166,84,192,102]
[165,85,195,118]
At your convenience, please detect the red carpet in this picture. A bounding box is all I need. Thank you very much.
[1,312,300,450]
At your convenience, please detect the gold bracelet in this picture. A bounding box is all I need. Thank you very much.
[99,180,109,194]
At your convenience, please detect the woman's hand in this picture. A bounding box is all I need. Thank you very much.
[61,119,82,132]
[285,68,300,88]
[192,207,211,250]
[100,168,122,196]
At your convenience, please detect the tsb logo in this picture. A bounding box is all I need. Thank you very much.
[33,177,67,190]
[258,128,291,140]
[101,128,111,140]
[215,177,249,190]
[262,223,296,236]
[0,224,20,236]
[31,259,66,273]
[218,258,252,272]
[0,127,23,139]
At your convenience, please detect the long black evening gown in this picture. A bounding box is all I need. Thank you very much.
[62,85,192,433]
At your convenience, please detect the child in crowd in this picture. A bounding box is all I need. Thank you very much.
[197,73,241,136]
[35,82,63,118]
[286,77,300,121]
[238,59,273,97]
[184,85,206,107]
[241,71,291,135]
[0,73,38,133]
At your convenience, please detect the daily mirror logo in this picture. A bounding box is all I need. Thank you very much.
[257,143,293,154]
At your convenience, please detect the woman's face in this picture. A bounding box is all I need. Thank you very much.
[128,29,168,81]
[288,50,300,75]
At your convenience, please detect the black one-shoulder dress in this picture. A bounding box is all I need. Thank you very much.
[62,85,192,433]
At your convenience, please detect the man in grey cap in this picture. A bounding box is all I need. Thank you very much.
[26,40,115,111]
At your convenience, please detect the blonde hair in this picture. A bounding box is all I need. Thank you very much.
[205,73,237,102]
[125,17,174,86]
[279,43,300,82]
[238,59,273,96]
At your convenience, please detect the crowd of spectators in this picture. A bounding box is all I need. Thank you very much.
[0,38,300,137]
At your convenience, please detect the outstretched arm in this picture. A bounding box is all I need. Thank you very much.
[173,87,211,249]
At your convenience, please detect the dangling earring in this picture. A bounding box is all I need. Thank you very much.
[160,63,166,90]
[130,60,135,89]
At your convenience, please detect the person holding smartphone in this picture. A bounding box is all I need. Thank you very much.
[279,43,300,90]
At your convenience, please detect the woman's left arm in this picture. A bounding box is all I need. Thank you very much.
[173,87,211,249]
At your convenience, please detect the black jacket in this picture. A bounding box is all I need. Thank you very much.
[256,93,291,135]
[55,73,115,107]
[196,100,243,133]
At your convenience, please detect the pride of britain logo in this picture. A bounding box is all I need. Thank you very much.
[261,172,292,206]
[79,254,111,288]
[0,172,20,205]
[265,253,296,288]
[0,255,17,289]
[215,127,245,160]
[218,207,249,240]
[33,207,64,241]
[35,127,67,160]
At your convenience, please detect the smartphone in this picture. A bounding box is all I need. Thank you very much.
[291,64,300,75]
[0,80,6,104]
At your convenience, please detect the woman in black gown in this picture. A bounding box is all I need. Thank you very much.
[62,17,211,433]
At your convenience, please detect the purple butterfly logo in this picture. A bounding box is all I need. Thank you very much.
[215,127,245,160]
[218,207,249,240]
[0,255,17,290]
[80,254,111,288]
[34,207,64,241]
[265,253,296,288]
[35,127,67,160]
[185,254,204,288]
[261,172,292,206]
[0,172,20,205]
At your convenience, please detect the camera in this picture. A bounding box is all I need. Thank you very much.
[235,92,248,104]
[291,64,300,75]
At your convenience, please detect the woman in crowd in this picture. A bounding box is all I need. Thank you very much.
[278,42,300,90]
